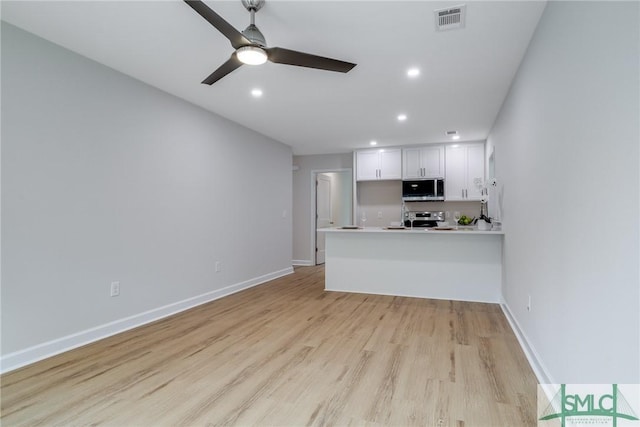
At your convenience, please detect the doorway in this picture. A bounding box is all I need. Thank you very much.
[313,170,353,265]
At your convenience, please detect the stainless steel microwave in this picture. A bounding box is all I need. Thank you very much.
[402,179,445,201]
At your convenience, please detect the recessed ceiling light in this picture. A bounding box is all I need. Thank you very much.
[397,114,407,122]
[251,88,263,97]
[407,67,420,78]
[369,140,378,146]
[451,135,460,140]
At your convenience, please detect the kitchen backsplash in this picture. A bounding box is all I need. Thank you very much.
[403,201,483,223]
[357,181,486,227]
[356,181,403,227]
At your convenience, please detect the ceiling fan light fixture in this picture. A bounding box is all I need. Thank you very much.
[237,46,268,65]
[185,0,356,85]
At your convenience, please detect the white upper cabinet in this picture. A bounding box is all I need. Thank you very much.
[466,144,485,199]
[379,149,402,179]
[402,145,445,179]
[356,149,402,181]
[445,146,466,200]
[445,143,485,201]
[355,150,380,181]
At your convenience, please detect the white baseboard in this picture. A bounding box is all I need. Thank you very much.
[325,288,499,304]
[292,259,314,266]
[0,267,294,374]
[500,301,555,385]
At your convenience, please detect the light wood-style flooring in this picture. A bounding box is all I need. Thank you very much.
[1,266,538,426]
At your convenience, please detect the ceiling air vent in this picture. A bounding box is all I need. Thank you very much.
[435,5,466,31]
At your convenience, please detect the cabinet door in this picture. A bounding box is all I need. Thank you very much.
[356,150,380,181]
[421,145,445,178]
[379,149,402,180]
[402,148,422,179]
[465,143,485,200]
[445,145,466,200]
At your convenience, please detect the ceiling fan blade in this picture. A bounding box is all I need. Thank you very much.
[202,53,243,85]
[184,0,251,49]
[265,47,356,73]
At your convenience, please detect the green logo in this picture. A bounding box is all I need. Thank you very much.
[539,384,639,426]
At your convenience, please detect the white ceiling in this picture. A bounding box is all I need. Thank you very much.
[1,0,546,155]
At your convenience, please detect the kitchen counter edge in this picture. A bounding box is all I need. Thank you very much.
[318,227,504,235]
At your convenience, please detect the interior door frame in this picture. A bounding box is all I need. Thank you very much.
[310,168,352,266]
[315,174,332,265]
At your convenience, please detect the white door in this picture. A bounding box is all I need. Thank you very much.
[316,174,332,265]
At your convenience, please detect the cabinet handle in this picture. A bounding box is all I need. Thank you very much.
[462,189,464,198]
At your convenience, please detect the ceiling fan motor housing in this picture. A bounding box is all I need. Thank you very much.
[241,0,264,12]
[242,24,266,46]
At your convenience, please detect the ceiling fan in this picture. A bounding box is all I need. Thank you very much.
[184,0,357,85]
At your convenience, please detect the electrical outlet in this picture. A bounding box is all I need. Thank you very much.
[110,281,120,297]
[527,294,531,312]
[377,211,383,219]
[215,261,221,273]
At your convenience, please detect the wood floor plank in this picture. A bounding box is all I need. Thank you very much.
[1,265,538,426]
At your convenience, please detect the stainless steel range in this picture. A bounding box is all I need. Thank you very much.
[403,210,445,228]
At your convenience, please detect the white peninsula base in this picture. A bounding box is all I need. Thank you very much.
[322,228,504,303]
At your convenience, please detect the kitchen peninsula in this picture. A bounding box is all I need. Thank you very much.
[320,227,504,303]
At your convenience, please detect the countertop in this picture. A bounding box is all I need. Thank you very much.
[319,226,504,235]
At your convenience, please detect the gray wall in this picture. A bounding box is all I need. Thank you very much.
[1,24,292,361]
[487,2,639,383]
[292,153,352,264]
